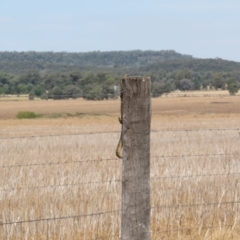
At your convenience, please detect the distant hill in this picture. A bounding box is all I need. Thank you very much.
[1,50,239,75]
[0,50,239,98]
[0,50,193,74]
[141,58,240,73]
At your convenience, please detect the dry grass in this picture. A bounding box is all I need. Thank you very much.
[165,90,240,97]
[1,91,240,119]
[0,94,29,101]
[1,96,240,239]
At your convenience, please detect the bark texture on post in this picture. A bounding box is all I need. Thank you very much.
[121,76,151,240]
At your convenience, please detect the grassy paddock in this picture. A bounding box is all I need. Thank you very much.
[1,97,240,239]
[1,93,240,119]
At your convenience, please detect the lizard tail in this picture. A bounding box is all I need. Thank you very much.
[116,132,123,158]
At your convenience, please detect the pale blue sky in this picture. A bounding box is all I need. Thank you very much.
[1,0,240,61]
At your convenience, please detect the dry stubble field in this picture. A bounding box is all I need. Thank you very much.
[1,93,240,239]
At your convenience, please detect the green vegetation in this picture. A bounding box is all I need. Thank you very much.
[45,112,86,118]
[17,111,42,119]
[16,111,99,119]
[1,51,240,99]
[227,78,239,95]
[28,90,35,100]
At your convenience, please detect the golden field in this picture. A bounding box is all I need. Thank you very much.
[1,93,240,239]
[1,90,240,120]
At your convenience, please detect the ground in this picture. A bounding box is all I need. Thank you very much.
[1,91,240,239]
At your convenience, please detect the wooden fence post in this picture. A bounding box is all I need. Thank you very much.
[121,76,151,240]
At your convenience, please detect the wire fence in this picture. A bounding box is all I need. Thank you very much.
[1,92,240,99]
[1,171,240,193]
[1,128,240,140]
[2,200,240,226]
[1,127,240,239]
[0,152,238,169]
[1,210,121,226]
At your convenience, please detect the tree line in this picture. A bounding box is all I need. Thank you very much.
[0,71,118,100]
[0,51,239,99]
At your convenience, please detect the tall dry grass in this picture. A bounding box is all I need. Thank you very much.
[1,115,240,239]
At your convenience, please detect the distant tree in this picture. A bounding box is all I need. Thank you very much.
[42,74,57,90]
[227,78,239,95]
[70,71,83,84]
[26,83,34,93]
[34,85,45,97]
[212,73,224,89]
[177,69,193,80]
[86,84,103,100]
[0,74,9,85]
[152,82,174,97]
[52,86,63,100]
[63,85,81,99]
[16,83,28,94]
[101,74,115,99]
[28,90,35,100]
[2,84,10,94]
[201,79,211,89]
[40,93,48,100]
[17,71,41,85]
[179,79,194,91]
[192,75,201,90]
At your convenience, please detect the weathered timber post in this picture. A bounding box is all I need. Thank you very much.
[121,76,151,240]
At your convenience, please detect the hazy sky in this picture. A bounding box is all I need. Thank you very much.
[1,0,240,61]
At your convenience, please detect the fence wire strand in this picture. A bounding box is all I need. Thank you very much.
[1,200,239,226]
[0,131,120,140]
[0,152,238,169]
[0,179,121,193]
[0,157,120,169]
[1,127,240,140]
[152,223,240,234]
[151,171,240,180]
[1,210,120,226]
[1,172,240,193]
[152,200,240,210]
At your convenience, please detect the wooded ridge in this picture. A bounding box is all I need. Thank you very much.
[0,50,239,98]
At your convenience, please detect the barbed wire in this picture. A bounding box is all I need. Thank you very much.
[0,131,120,140]
[16,152,240,166]
[152,152,240,159]
[1,171,240,193]
[151,171,240,181]
[152,223,240,235]
[152,128,240,132]
[1,210,120,226]
[158,93,235,97]
[0,157,120,169]
[1,128,240,140]
[152,200,240,210]
[0,152,239,169]
[0,179,121,193]
[1,201,239,226]
[0,127,240,140]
